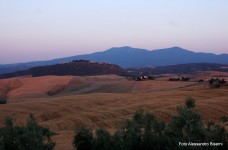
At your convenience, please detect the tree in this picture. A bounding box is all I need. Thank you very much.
[118,110,168,150]
[0,114,55,150]
[166,97,228,149]
[73,126,93,150]
[112,130,124,150]
[93,128,112,150]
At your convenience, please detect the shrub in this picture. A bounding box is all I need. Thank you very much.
[73,126,93,150]
[185,96,195,109]
[93,128,112,150]
[0,114,55,150]
[210,82,221,88]
[0,98,7,104]
[166,105,205,148]
[220,116,228,123]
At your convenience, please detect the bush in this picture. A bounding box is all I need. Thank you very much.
[185,96,195,109]
[0,98,7,104]
[73,97,228,150]
[210,82,221,88]
[93,128,112,150]
[220,116,228,123]
[0,114,55,150]
[73,126,93,150]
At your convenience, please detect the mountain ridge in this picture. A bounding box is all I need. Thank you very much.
[0,46,228,74]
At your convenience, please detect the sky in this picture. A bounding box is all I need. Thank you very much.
[0,0,228,64]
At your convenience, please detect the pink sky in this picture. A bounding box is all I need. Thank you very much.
[0,0,227,64]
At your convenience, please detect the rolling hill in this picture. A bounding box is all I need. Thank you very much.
[0,74,228,149]
[0,46,228,74]
[0,60,126,79]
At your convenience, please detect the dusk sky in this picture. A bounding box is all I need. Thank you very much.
[0,0,228,64]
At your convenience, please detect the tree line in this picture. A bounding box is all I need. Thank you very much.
[73,97,227,150]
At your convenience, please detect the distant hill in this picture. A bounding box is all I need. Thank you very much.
[0,60,127,79]
[0,46,228,74]
[127,63,228,75]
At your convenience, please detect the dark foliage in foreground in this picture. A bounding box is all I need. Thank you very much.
[0,114,55,150]
[73,97,228,150]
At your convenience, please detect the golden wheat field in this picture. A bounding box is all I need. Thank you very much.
[0,73,228,150]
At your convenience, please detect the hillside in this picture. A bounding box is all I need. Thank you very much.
[0,60,127,79]
[1,46,228,74]
[0,75,196,102]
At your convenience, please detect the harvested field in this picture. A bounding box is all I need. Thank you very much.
[0,73,227,149]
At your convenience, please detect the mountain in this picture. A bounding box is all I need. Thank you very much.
[0,60,127,79]
[0,46,228,74]
[127,63,228,75]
